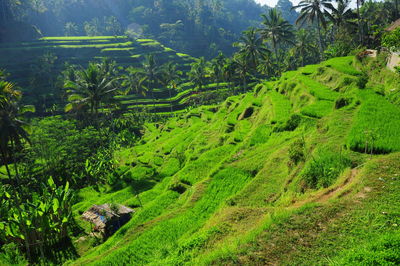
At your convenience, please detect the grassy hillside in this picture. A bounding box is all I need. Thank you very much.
[60,55,400,265]
[0,36,199,111]
[0,36,194,77]
[0,36,252,113]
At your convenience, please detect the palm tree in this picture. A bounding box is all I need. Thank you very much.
[293,0,334,58]
[293,29,318,66]
[0,81,34,184]
[209,52,226,86]
[65,61,119,119]
[160,62,182,113]
[142,54,162,108]
[222,58,237,92]
[355,0,365,45]
[257,54,278,78]
[0,80,35,261]
[260,9,295,61]
[189,57,207,92]
[233,54,250,93]
[124,67,148,97]
[234,28,271,71]
[328,0,357,37]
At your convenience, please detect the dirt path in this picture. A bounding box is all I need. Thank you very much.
[290,168,360,209]
[314,168,359,203]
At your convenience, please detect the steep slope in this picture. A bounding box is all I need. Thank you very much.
[68,56,400,265]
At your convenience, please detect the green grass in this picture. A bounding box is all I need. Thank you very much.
[347,90,400,153]
[298,75,339,101]
[34,56,400,265]
[41,36,127,41]
[269,90,292,122]
[323,56,362,76]
[301,100,334,118]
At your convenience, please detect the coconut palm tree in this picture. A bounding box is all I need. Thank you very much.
[189,57,207,92]
[0,81,34,184]
[123,67,148,97]
[293,0,334,58]
[328,0,357,36]
[222,58,237,92]
[65,62,120,119]
[234,27,271,71]
[260,9,295,61]
[233,54,250,93]
[142,54,162,108]
[160,62,182,113]
[293,29,318,66]
[355,0,365,45]
[209,52,226,86]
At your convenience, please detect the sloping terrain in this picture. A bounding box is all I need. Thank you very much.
[67,56,400,265]
[0,36,199,112]
[0,36,194,82]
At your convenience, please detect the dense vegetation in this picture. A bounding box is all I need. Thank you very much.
[0,0,400,264]
[0,0,283,57]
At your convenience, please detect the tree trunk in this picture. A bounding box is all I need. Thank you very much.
[0,146,12,182]
[10,140,20,186]
[317,23,324,60]
[168,87,173,114]
[356,0,363,45]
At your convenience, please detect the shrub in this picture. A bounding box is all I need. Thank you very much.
[302,150,352,189]
[356,73,368,89]
[0,243,27,265]
[382,27,400,51]
[273,114,302,132]
[288,138,305,167]
[335,96,352,109]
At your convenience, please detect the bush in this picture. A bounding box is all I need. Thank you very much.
[288,138,305,167]
[274,114,302,132]
[382,28,400,51]
[356,73,369,89]
[0,243,27,265]
[302,150,352,189]
[335,96,352,109]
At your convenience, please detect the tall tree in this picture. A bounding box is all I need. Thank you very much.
[189,57,207,92]
[293,29,318,66]
[234,28,271,71]
[328,0,356,34]
[209,52,226,86]
[293,0,334,58]
[160,61,182,113]
[142,54,162,109]
[260,9,295,62]
[233,54,250,93]
[123,67,148,97]
[64,61,119,120]
[356,0,365,45]
[0,81,34,184]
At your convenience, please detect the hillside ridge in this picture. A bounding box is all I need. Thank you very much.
[66,55,400,265]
